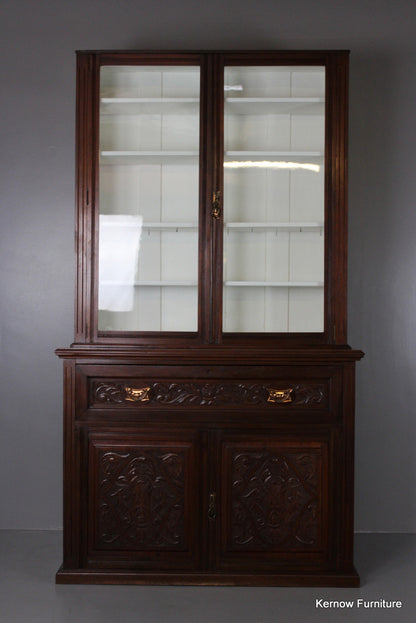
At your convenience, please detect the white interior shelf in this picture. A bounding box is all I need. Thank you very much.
[225,150,324,158]
[100,151,323,164]
[225,97,324,115]
[100,151,199,156]
[134,281,197,287]
[101,281,198,287]
[100,221,197,231]
[225,281,324,287]
[225,222,323,232]
[101,280,323,288]
[100,97,200,115]
[99,221,321,232]
[143,222,197,231]
[100,96,323,116]
[100,151,199,165]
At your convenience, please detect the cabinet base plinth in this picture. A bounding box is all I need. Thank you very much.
[56,565,360,587]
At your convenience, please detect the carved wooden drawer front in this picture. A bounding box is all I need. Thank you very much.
[89,379,330,410]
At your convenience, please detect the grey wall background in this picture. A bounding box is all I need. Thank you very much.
[1,0,415,532]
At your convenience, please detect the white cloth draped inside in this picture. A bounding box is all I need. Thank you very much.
[98,214,143,312]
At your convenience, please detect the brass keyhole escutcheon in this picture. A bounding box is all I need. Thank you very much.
[208,492,217,520]
[212,191,222,220]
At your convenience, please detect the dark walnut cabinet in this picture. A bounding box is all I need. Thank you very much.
[56,50,363,586]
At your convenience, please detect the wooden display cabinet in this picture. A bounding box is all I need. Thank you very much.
[56,50,363,585]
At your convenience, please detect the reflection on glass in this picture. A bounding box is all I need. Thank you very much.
[98,66,200,332]
[223,66,325,333]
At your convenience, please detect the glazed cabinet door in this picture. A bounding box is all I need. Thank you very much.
[217,52,349,344]
[76,51,348,346]
[98,62,201,333]
[76,53,210,343]
[214,432,331,571]
[221,61,326,335]
[82,429,204,571]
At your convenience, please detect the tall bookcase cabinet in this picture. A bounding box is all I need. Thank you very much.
[56,50,363,586]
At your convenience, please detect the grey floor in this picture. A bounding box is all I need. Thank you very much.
[0,532,414,623]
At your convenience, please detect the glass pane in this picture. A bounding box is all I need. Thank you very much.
[223,66,325,333]
[98,65,200,332]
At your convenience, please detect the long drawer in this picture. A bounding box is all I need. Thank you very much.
[74,364,342,420]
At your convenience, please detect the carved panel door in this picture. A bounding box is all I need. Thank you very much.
[84,430,203,570]
[215,434,330,571]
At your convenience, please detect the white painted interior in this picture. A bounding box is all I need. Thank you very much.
[98,64,325,333]
[223,66,325,332]
[98,66,200,331]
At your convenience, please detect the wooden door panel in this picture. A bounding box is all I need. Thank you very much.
[85,430,202,570]
[217,435,330,570]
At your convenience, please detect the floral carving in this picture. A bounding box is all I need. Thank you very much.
[229,449,322,550]
[288,384,326,405]
[94,382,125,403]
[150,383,267,405]
[95,449,186,549]
[92,381,327,407]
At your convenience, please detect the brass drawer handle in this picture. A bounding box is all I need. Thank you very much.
[124,386,151,402]
[267,388,294,404]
